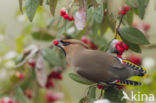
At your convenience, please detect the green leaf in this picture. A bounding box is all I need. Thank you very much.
[87,7,94,25]
[126,0,138,8]
[41,48,62,67]
[119,27,150,45]
[106,14,116,32]
[104,87,126,103]
[88,87,96,100]
[94,3,104,23]
[125,9,134,25]
[14,87,29,103]
[123,39,141,53]
[31,30,54,41]
[49,0,58,16]
[104,39,113,52]
[68,73,93,85]
[144,0,150,7]
[15,54,25,64]
[25,0,39,22]
[137,0,145,19]
[79,97,87,103]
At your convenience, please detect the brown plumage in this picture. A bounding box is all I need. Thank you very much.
[54,39,146,84]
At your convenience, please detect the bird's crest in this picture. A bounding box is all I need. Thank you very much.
[61,39,89,49]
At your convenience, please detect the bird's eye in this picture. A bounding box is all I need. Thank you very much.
[60,40,71,46]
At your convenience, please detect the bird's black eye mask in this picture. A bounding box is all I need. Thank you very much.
[60,40,71,46]
[56,40,71,56]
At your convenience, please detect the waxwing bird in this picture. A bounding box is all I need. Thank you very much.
[53,39,147,86]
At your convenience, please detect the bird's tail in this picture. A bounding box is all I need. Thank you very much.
[122,60,147,77]
[116,80,142,86]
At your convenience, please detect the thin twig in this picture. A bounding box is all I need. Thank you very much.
[115,15,124,39]
[98,89,104,99]
[142,43,156,49]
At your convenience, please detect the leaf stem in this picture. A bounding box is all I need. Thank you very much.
[115,15,124,39]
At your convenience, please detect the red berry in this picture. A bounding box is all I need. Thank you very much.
[0,99,5,103]
[14,101,19,103]
[16,72,24,79]
[53,40,59,46]
[128,55,142,66]
[123,44,129,50]
[115,43,119,48]
[143,24,150,31]
[123,5,130,12]
[121,10,127,15]
[19,73,24,79]
[104,10,107,15]
[60,9,66,16]
[68,16,74,21]
[46,93,58,102]
[48,71,62,80]
[8,100,13,103]
[28,60,36,68]
[97,85,104,89]
[63,14,69,19]
[117,41,123,46]
[46,80,54,88]
[115,41,123,48]
[117,46,124,52]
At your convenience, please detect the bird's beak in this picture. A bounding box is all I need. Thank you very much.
[53,40,66,56]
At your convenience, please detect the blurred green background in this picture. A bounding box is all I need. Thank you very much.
[0,0,156,103]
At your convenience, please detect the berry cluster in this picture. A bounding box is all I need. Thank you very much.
[111,40,129,58]
[46,69,62,88]
[60,8,74,21]
[0,97,18,103]
[115,41,129,57]
[118,5,130,15]
[81,37,98,50]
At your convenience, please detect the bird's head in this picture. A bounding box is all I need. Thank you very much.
[52,39,88,56]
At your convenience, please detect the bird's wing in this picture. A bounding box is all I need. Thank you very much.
[111,56,125,69]
[74,50,124,69]
[71,50,126,82]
